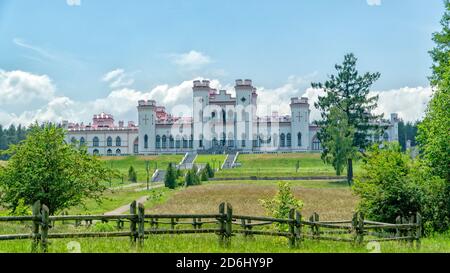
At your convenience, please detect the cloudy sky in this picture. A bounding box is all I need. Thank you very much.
[0,0,445,126]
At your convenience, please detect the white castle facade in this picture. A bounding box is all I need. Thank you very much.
[64,79,399,156]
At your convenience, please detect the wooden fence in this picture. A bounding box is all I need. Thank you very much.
[0,201,422,252]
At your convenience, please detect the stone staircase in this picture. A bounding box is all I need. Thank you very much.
[222,152,238,169]
[151,169,166,183]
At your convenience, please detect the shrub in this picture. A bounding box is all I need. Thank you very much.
[259,182,303,232]
[205,163,214,178]
[164,163,177,189]
[185,168,201,187]
[128,166,137,183]
[8,198,31,216]
[200,168,209,182]
[353,143,449,233]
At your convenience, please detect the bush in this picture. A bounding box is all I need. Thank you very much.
[200,168,209,182]
[128,166,137,183]
[164,163,177,189]
[353,143,449,233]
[185,168,201,187]
[8,198,31,216]
[259,182,303,232]
[205,163,214,178]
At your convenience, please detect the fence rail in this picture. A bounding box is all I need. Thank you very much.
[0,200,422,252]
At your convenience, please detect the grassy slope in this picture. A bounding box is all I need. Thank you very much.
[217,153,361,178]
[194,154,227,167]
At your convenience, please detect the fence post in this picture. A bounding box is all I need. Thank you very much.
[225,203,233,248]
[415,212,422,249]
[295,211,302,245]
[40,204,50,253]
[218,202,226,246]
[408,215,415,247]
[314,213,320,239]
[357,212,365,245]
[395,216,401,238]
[130,201,137,245]
[31,201,41,253]
[288,208,296,248]
[138,203,145,247]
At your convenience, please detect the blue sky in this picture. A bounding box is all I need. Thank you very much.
[0,0,445,125]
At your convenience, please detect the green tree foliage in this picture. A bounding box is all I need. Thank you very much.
[312,53,383,153]
[185,167,201,187]
[322,106,358,176]
[353,143,448,233]
[417,0,450,182]
[0,123,109,215]
[164,163,177,189]
[260,182,303,232]
[128,166,137,183]
[398,120,419,151]
[200,168,209,182]
[205,162,215,178]
[0,124,29,160]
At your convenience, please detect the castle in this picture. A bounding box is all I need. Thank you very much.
[64,79,399,156]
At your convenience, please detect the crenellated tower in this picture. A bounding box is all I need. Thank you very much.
[137,100,156,153]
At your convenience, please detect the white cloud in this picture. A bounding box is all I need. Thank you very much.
[0,69,432,126]
[170,51,212,70]
[367,0,381,6]
[13,38,56,60]
[0,70,55,106]
[66,0,81,6]
[101,69,135,88]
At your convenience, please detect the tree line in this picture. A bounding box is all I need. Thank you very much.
[0,124,29,160]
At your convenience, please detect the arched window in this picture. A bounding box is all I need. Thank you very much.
[176,136,181,149]
[162,135,167,149]
[383,132,389,142]
[169,135,174,149]
[93,137,99,147]
[222,109,226,123]
[221,132,226,146]
[297,132,302,147]
[241,109,247,122]
[228,133,234,147]
[212,137,218,147]
[199,134,203,148]
[287,133,292,147]
[228,110,234,121]
[144,135,148,149]
[241,133,246,147]
[107,149,112,156]
[312,135,321,150]
[280,134,286,147]
[93,149,99,155]
[116,149,121,155]
[189,135,193,149]
[116,136,121,147]
[107,137,113,147]
[182,136,188,149]
[156,135,161,149]
[80,137,85,146]
[133,137,139,154]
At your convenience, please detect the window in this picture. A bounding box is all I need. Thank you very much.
[144,135,148,149]
[169,135,174,149]
[182,136,188,149]
[176,136,181,149]
[93,149,99,155]
[80,137,85,146]
[280,134,285,147]
[241,134,246,147]
[162,135,167,149]
[107,149,112,156]
[297,133,302,147]
[312,136,321,150]
[133,137,138,154]
[383,132,389,142]
[199,134,203,148]
[228,133,234,147]
[116,149,121,155]
[189,135,193,149]
[116,136,121,147]
[287,133,292,147]
[107,137,113,147]
[211,111,216,119]
[93,137,99,147]
[156,135,161,149]
[221,133,226,146]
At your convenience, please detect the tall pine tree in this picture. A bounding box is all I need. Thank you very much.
[312,53,382,181]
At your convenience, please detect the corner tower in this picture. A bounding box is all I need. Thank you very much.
[137,100,156,154]
[290,97,310,150]
[235,79,256,150]
[192,80,212,150]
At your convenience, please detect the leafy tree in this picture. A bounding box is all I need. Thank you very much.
[164,163,177,189]
[353,143,448,232]
[312,53,382,180]
[128,166,137,183]
[0,123,109,215]
[417,0,450,182]
[398,120,419,151]
[260,182,303,232]
[322,107,358,178]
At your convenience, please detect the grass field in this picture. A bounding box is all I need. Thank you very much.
[194,154,227,167]
[216,153,361,178]
[99,155,183,184]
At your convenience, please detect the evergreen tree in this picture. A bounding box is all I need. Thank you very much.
[205,162,214,178]
[417,0,450,182]
[312,53,382,181]
[128,166,137,183]
[164,163,177,189]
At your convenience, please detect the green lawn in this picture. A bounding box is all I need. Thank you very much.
[100,155,183,185]
[216,153,361,178]
[194,154,227,168]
